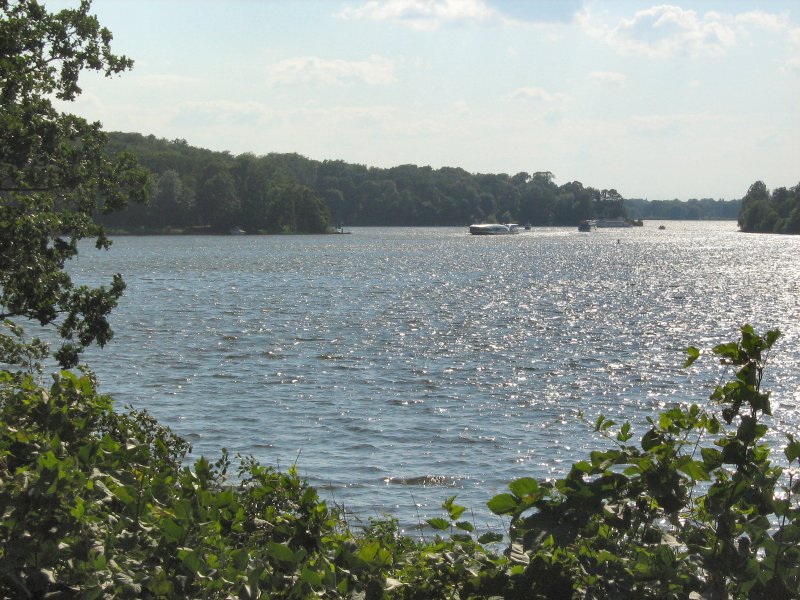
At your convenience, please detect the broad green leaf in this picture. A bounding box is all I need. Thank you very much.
[231,548,249,570]
[487,493,519,515]
[683,346,700,368]
[160,518,186,543]
[300,567,323,588]
[455,520,474,532]
[178,548,203,573]
[765,328,781,348]
[713,341,739,361]
[676,456,710,481]
[443,496,466,521]
[426,517,450,531]
[617,421,632,442]
[509,477,540,499]
[785,435,800,463]
[267,541,296,564]
[478,532,504,544]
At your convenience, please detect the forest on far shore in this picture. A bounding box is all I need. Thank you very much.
[103,132,750,233]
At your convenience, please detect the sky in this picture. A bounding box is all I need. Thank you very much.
[49,0,800,200]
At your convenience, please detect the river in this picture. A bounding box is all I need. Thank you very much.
[71,222,800,532]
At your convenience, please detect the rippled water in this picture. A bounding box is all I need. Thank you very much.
[72,222,799,530]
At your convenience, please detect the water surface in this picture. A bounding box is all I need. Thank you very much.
[72,222,800,530]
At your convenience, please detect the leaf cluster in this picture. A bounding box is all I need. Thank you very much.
[484,325,799,598]
[1,1,149,368]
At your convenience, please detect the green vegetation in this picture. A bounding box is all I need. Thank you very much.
[103,136,633,231]
[102,134,331,234]
[105,135,755,232]
[625,197,741,221]
[738,180,800,234]
[0,0,148,367]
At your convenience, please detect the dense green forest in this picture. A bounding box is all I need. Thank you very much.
[104,133,748,232]
[105,132,635,232]
[625,197,740,220]
[737,180,800,234]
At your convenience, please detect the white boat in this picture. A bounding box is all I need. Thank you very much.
[469,223,520,235]
[594,218,632,228]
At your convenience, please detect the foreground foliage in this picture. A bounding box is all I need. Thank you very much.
[1,325,798,598]
[0,0,149,368]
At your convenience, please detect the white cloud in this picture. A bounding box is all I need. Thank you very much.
[452,100,471,114]
[589,71,627,86]
[339,0,499,30]
[578,5,794,58]
[733,10,788,32]
[785,57,800,75]
[509,86,568,104]
[611,5,735,57]
[266,55,396,87]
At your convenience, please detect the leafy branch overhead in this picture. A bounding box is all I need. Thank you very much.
[1,0,149,368]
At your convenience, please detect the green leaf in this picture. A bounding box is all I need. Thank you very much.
[71,497,85,520]
[426,517,450,531]
[617,421,633,442]
[785,435,800,463]
[231,548,249,570]
[178,548,203,573]
[160,518,186,543]
[356,541,392,567]
[443,495,466,521]
[683,346,700,368]
[455,520,474,532]
[300,566,323,588]
[478,532,504,544]
[676,456,710,481]
[641,429,661,451]
[267,541,296,564]
[765,328,781,348]
[713,341,739,361]
[701,447,723,469]
[487,493,519,515]
[111,484,136,505]
[509,477,540,499]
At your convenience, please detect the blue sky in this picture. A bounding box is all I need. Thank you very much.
[52,0,799,200]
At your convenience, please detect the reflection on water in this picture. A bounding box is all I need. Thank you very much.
[72,222,800,529]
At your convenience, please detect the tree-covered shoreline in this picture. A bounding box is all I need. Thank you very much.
[737,180,800,234]
[103,132,750,234]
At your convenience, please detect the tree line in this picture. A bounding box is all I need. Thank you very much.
[737,180,800,234]
[101,133,744,233]
[625,197,740,220]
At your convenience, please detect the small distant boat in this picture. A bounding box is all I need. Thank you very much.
[229,227,246,235]
[658,225,666,230]
[578,220,594,232]
[469,223,520,235]
[594,218,633,228]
